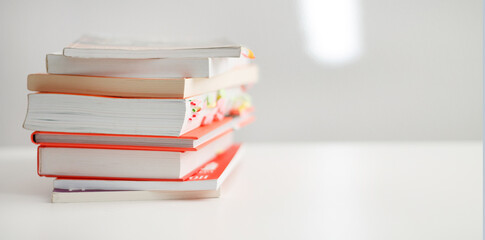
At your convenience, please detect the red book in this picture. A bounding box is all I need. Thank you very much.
[32,115,254,149]
[37,131,235,180]
[53,144,244,192]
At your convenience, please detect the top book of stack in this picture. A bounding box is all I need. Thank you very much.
[62,35,255,59]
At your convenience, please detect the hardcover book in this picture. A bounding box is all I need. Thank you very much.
[37,132,234,180]
[51,144,244,203]
[54,144,244,192]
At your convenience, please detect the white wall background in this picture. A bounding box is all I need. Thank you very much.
[0,0,482,146]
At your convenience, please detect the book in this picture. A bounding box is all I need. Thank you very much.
[63,35,255,59]
[51,144,243,203]
[52,189,220,203]
[46,53,252,78]
[54,144,243,192]
[29,64,258,98]
[31,115,254,148]
[38,131,234,180]
[23,86,252,136]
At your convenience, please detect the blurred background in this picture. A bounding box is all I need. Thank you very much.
[0,0,482,146]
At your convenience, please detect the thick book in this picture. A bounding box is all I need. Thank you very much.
[29,64,258,98]
[23,87,251,136]
[51,144,244,202]
[63,35,255,59]
[54,144,243,192]
[31,115,253,148]
[46,53,252,78]
[37,131,234,180]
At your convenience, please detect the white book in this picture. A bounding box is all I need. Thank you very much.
[63,35,254,59]
[39,132,234,180]
[47,53,250,78]
[52,189,220,203]
[23,87,248,136]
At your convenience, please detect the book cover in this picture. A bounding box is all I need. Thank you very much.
[53,144,244,191]
[63,35,255,59]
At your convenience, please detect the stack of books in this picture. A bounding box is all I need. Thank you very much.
[23,36,258,203]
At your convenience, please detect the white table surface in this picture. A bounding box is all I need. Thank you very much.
[0,142,482,240]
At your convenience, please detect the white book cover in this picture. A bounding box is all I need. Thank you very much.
[47,53,251,78]
[63,35,255,59]
[52,189,220,203]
